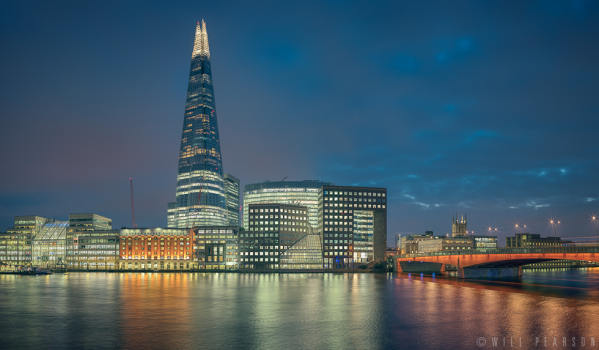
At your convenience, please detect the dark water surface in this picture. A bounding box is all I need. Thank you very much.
[2,270,599,349]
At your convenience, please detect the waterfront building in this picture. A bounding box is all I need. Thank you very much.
[0,216,52,265]
[320,185,387,269]
[224,174,240,226]
[119,228,194,270]
[451,215,467,237]
[31,221,69,268]
[168,20,228,228]
[193,226,239,270]
[66,230,120,270]
[506,233,573,248]
[472,235,498,250]
[66,213,114,269]
[240,204,310,271]
[243,180,331,230]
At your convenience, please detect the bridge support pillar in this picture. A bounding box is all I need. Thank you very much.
[459,267,522,279]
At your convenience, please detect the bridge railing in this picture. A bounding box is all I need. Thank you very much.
[397,246,599,258]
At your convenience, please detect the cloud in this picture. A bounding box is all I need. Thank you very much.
[403,194,416,200]
[586,197,598,203]
[525,200,551,209]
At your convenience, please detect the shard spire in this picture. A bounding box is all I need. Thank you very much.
[192,19,210,59]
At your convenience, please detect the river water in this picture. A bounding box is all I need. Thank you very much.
[1,270,599,349]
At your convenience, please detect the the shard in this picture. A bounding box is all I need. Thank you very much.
[168,20,228,228]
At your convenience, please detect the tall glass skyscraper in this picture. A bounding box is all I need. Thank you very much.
[168,20,228,228]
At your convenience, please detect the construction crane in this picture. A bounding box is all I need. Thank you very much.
[129,177,137,228]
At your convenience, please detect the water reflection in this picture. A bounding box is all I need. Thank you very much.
[1,271,599,349]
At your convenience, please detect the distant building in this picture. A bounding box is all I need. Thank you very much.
[506,233,573,248]
[68,213,112,232]
[243,180,330,231]
[224,174,240,226]
[451,215,467,237]
[0,216,52,265]
[472,235,498,250]
[67,230,120,270]
[66,213,115,270]
[320,185,387,268]
[240,204,310,271]
[193,226,239,270]
[119,228,194,270]
[31,221,69,268]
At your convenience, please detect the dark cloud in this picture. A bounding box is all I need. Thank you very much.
[1,0,598,244]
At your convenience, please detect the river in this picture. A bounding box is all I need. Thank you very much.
[1,270,599,349]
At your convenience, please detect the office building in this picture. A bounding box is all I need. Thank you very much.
[67,230,120,271]
[243,180,330,230]
[68,213,112,232]
[224,174,240,226]
[31,221,68,268]
[193,226,239,270]
[320,185,387,269]
[506,233,573,248]
[0,216,52,265]
[66,213,114,269]
[168,20,228,228]
[473,235,498,250]
[240,204,309,271]
[119,228,194,270]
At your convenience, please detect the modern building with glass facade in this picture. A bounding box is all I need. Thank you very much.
[240,204,309,271]
[68,213,112,232]
[31,221,68,268]
[224,174,240,226]
[193,226,239,270]
[119,228,194,270]
[168,20,228,228]
[67,230,120,270]
[0,216,51,266]
[320,185,387,269]
[243,180,330,230]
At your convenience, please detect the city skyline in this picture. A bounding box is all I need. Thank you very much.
[1,1,599,242]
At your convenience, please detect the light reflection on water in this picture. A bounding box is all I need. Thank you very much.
[1,270,599,349]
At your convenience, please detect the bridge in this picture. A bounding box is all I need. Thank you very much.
[394,247,599,279]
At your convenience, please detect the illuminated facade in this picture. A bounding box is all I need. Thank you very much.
[67,231,120,270]
[506,233,573,248]
[31,221,68,268]
[0,216,51,265]
[224,174,240,226]
[66,213,114,269]
[193,226,239,270]
[320,185,387,269]
[168,20,228,228]
[243,180,330,230]
[240,204,309,270]
[68,213,112,232]
[451,215,467,237]
[119,228,194,270]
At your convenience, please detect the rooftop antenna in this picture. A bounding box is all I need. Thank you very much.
[129,177,137,228]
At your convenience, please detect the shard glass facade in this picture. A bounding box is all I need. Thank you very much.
[169,20,228,228]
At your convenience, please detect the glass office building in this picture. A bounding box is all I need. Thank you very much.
[243,180,330,230]
[240,204,309,271]
[193,226,239,270]
[67,230,120,270]
[0,216,51,265]
[168,20,228,228]
[31,221,69,268]
[224,174,240,226]
[320,185,387,269]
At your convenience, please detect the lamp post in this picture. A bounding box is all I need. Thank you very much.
[592,215,598,244]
